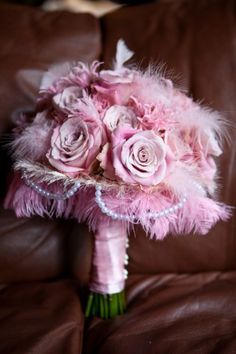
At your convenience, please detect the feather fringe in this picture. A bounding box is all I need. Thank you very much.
[4,173,75,219]
[5,175,231,240]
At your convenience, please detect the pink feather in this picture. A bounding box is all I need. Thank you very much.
[4,40,231,242]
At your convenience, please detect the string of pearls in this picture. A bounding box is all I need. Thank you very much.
[22,170,204,283]
[23,172,207,224]
[22,171,81,200]
[193,181,205,194]
[124,238,129,280]
[95,185,187,223]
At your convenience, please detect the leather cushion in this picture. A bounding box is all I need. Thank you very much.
[0,205,75,282]
[84,271,236,354]
[101,0,236,273]
[0,2,101,134]
[0,280,83,354]
[0,3,101,282]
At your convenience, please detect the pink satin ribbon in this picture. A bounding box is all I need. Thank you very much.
[90,219,127,294]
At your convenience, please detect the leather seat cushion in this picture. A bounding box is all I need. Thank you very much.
[84,271,236,354]
[0,280,83,354]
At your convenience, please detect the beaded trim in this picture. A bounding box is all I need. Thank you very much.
[124,239,129,279]
[95,185,187,222]
[23,171,188,222]
[23,171,81,200]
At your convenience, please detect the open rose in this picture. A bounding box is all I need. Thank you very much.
[53,86,83,110]
[195,129,222,179]
[99,128,168,186]
[182,127,222,179]
[196,129,222,157]
[99,68,135,85]
[47,117,105,176]
[103,105,138,131]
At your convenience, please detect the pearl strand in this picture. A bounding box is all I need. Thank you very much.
[22,172,81,200]
[124,238,129,280]
[193,181,205,194]
[95,185,187,223]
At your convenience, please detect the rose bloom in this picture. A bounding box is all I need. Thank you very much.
[93,74,136,106]
[99,67,135,85]
[47,116,105,176]
[182,127,222,179]
[52,86,83,110]
[194,128,222,179]
[103,105,138,131]
[99,127,168,186]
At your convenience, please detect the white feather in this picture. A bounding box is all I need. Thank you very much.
[17,69,44,100]
[114,39,134,70]
[40,62,72,90]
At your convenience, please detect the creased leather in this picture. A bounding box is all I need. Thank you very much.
[0,1,236,353]
[0,2,101,282]
[84,272,236,354]
[101,0,236,274]
[0,281,83,354]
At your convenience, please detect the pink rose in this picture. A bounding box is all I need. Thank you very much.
[178,127,222,179]
[103,105,138,131]
[92,92,111,117]
[195,129,222,157]
[99,128,167,186]
[194,128,222,179]
[53,86,83,110]
[99,68,135,85]
[47,117,104,176]
[97,142,116,180]
[71,61,100,88]
[40,61,100,102]
[128,97,176,133]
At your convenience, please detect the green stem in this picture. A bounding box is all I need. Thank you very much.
[85,293,94,317]
[85,291,126,319]
[104,295,108,319]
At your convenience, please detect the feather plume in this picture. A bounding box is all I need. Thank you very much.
[5,170,231,240]
[17,69,44,101]
[114,39,134,70]
[40,62,72,90]
[10,112,53,161]
[5,40,231,242]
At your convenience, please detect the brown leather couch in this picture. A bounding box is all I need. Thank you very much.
[0,1,235,353]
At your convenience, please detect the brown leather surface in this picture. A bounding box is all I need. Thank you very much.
[0,3,101,282]
[85,2,236,351]
[0,280,83,354]
[0,205,75,282]
[84,271,236,354]
[101,0,236,274]
[0,1,236,353]
[0,2,101,134]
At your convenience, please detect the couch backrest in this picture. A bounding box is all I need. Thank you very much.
[101,0,236,274]
[0,0,235,285]
[0,3,101,283]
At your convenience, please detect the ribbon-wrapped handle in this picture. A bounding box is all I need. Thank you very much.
[85,219,128,318]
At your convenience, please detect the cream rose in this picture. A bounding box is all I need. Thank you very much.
[47,117,104,175]
[99,127,167,186]
[53,86,83,110]
[103,105,138,131]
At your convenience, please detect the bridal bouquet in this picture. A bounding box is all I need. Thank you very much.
[5,40,230,318]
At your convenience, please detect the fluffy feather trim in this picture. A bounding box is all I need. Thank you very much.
[5,175,231,240]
